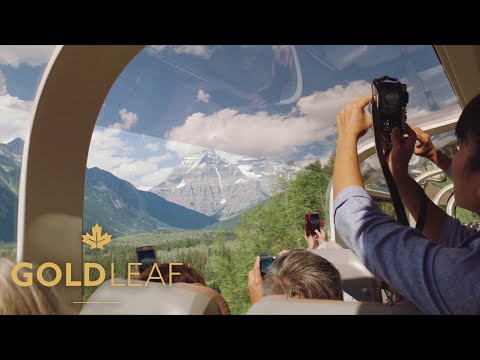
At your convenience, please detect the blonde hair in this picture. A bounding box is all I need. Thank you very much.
[0,258,61,315]
[263,250,343,301]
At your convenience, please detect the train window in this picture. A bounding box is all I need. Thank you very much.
[0,45,442,313]
[363,130,458,198]
[0,46,56,256]
[82,45,463,312]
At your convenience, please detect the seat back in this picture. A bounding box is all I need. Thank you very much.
[309,248,381,302]
[247,295,424,315]
[80,278,230,315]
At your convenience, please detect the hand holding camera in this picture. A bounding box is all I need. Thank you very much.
[336,95,373,141]
[386,125,417,179]
[248,256,264,304]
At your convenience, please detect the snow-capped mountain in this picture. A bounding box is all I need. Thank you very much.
[150,149,296,220]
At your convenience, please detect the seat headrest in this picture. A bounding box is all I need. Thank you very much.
[247,295,424,315]
[309,248,382,302]
[80,278,230,315]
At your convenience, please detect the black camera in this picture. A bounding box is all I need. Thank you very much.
[370,76,411,227]
[371,76,409,145]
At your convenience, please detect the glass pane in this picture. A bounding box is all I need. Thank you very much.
[364,130,458,194]
[83,45,461,312]
[0,45,56,252]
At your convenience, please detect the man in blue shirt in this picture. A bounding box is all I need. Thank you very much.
[333,94,480,314]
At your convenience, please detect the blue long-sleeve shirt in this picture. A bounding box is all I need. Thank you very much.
[334,186,480,315]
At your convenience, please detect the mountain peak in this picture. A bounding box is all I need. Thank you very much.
[5,138,24,156]
[150,149,295,221]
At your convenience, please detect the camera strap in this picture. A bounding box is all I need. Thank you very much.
[372,94,410,226]
[372,77,428,230]
[415,190,427,232]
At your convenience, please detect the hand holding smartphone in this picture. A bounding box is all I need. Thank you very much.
[305,213,324,237]
[136,245,157,272]
[259,253,276,277]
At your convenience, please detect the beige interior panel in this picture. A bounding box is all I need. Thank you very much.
[17,45,145,313]
[435,45,480,108]
[309,249,381,302]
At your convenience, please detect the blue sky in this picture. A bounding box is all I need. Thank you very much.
[0,45,462,190]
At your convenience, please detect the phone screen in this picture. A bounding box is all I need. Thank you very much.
[309,214,320,227]
[260,256,276,276]
[306,213,321,236]
[137,249,156,263]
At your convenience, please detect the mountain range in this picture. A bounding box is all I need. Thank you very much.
[0,138,22,243]
[0,139,296,242]
[0,139,217,241]
[150,149,295,220]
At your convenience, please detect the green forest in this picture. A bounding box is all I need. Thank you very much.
[83,157,336,313]
[1,142,479,314]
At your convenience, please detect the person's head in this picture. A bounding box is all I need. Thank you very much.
[453,94,480,213]
[138,262,206,286]
[0,258,61,315]
[263,250,343,301]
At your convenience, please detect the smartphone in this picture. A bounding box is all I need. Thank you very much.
[260,255,276,277]
[305,213,324,237]
[136,245,156,272]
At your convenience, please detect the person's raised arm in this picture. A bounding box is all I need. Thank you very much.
[388,126,450,243]
[332,95,451,244]
[333,95,373,199]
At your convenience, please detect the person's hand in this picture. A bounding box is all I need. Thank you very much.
[315,229,327,243]
[410,125,437,160]
[305,232,317,249]
[336,95,373,141]
[248,256,264,305]
[304,229,327,249]
[387,125,417,179]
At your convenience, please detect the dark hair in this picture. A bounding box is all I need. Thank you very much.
[263,250,343,301]
[455,94,480,171]
[138,263,206,285]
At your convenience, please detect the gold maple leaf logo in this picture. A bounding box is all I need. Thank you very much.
[82,224,112,250]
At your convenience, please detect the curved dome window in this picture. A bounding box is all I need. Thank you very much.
[0,45,468,313]
[28,45,454,312]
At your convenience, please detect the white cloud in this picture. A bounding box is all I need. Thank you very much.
[87,128,135,170]
[0,106,31,143]
[111,108,138,130]
[148,45,214,58]
[164,139,206,158]
[166,80,371,159]
[145,142,160,152]
[87,127,174,190]
[0,71,6,95]
[173,45,213,58]
[148,45,168,53]
[0,45,56,68]
[138,167,175,191]
[0,95,33,111]
[196,89,210,103]
[0,70,33,111]
[0,70,34,143]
